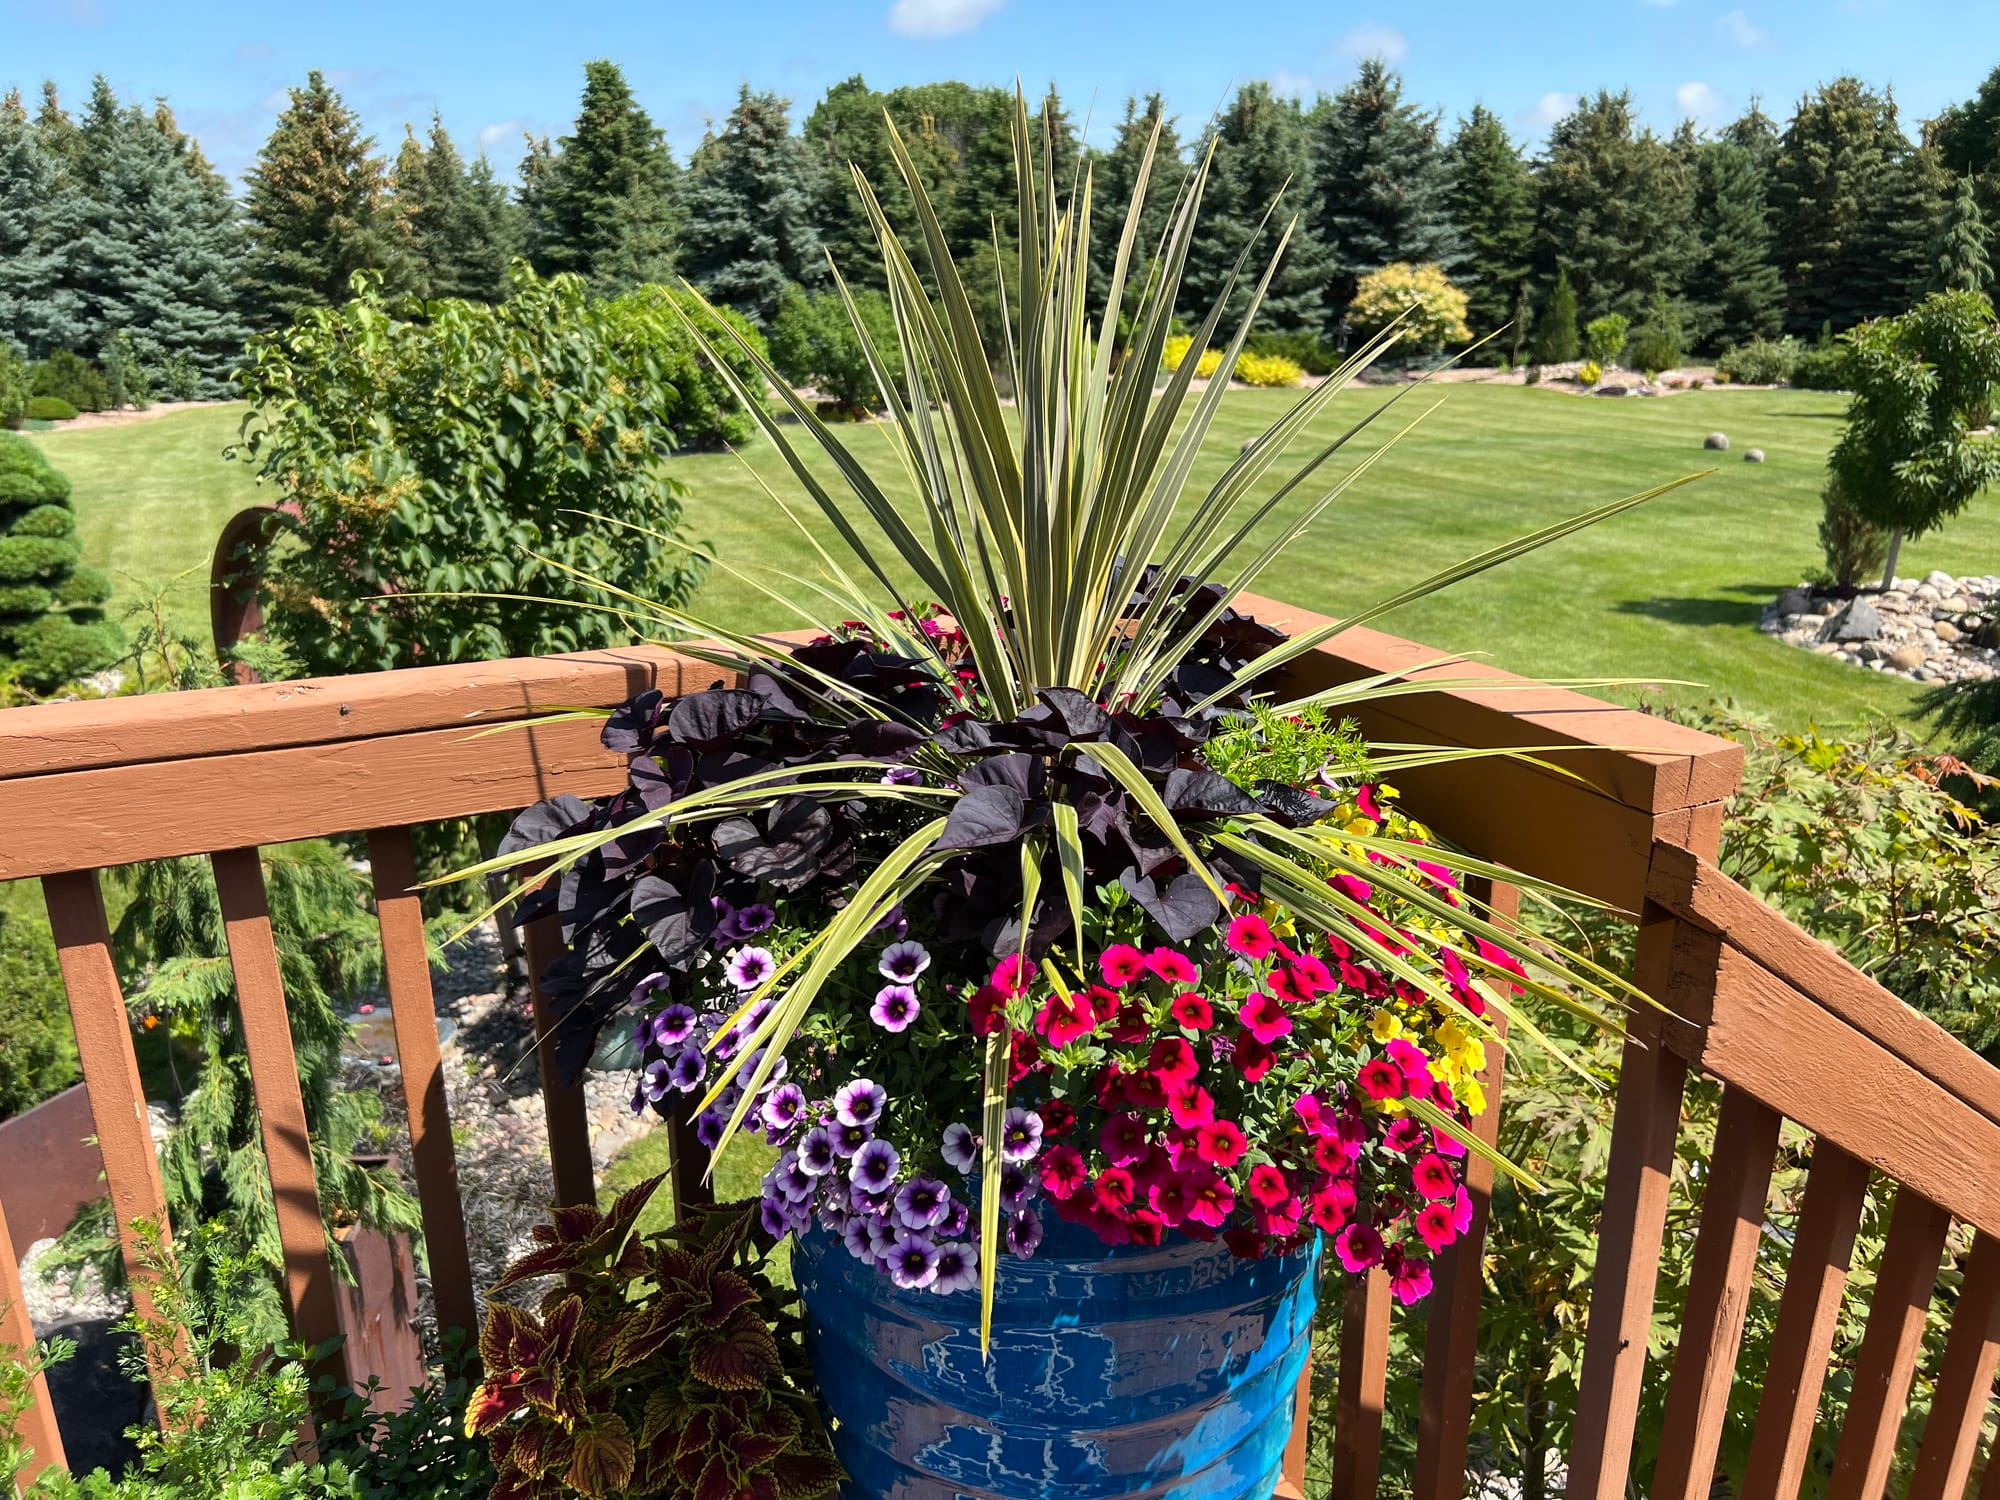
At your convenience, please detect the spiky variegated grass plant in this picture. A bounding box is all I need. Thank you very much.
[449,89,1698,1346]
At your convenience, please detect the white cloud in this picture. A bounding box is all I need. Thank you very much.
[1676,80,1724,121]
[479,119,527,150]
[887,0,1002,38]
[1269,69,1323,99]
[1335,23,1408,63]
[1718,8,1768,47]
[1520,91,1578,130]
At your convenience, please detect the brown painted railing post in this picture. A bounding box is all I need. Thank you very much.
[1331,1266,1391,1500]
[1908,1231,2000,1500]
[524,912,595,1209]
[0,1193,65,1481]
[211,848,349,1389]
[366,826,478,1341]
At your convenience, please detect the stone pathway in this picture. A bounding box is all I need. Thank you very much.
[1760,571,1999,684]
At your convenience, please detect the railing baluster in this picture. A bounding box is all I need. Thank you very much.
[1826,1185,1954,1500]
[1908,1232,2000,1500]
[1652,1086,1783,1500]
[523,911,594,1208]
[1741,1140,1872,1500]
[42,868,178,1401]
[366,826,477,1341]
[1331,1266,1391,1500]
[1271,1356,1313,1500]
[0,1193,65,1480]
[211,848,348,1387]
[1412,879,1518,1500]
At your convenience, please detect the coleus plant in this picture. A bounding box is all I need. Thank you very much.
[466,1177,840,1500]
[443,87,1698,1346]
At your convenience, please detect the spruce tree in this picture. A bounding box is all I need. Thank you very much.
[1533,92,1695,324]
[1931,174,1993,294]
[1309,61,1461,336]
[679,87,826,328]
[33,82,82,176]
[1847,142,1949,320]
[1686,139,1784,349]
[1088,94,1189,331]
[1529,268,1579,364]
[1770,78,1909,334]
[0,90,88,359]
[1723,101,1782,177]
[242,71,402,326]
[393,114,516,303]
[523,60,680,296]
[1184,82,1333,338]
[1445,104,1533,350]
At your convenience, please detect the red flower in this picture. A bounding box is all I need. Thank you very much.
[1239,991,1292,1044]
[991,953,1037,997]
[1183,1170,1235,1229]
[1335,1222,1385,1273]
[1288,953,1333,995]
[1100,986,1152,1044]
[1415,1201,1459,1252]
[1293,1092,1336,1139]
[1388,1251,1433,1305]
[1254,1200,1303,1238]
[1147,1175,1192,1226]
[1452,1184,1475,1234]
[1313,1136,1356,1175]
[1146,947,1198,985]
[1148,1036,1199,1084]
[1099,1112,1149,1167]
[1246,1163,1290,1210]
[1329,872,1373,906]
[1384,1117,1428,1154]
[1225,914,1279,961]
[1265,967,1310,1005]
[1167,1082,1216,1129]
[1309,1183,1353,1234]
[1040,1144,1087,1200]
[1234,1031,1276,1082]
[1412,1152,1457,1200]
[1357,1058,1405,1101]
[968,983,1007,1035]
[1035,988,1098,1047]
[1121,1070,1168,1110]
[1041,1098,1075,1137]
[1092,1168,1135,1212]
[1196,1118,1248,1168]
[1124,1209,1167,1246]
[1170,991,1215,1032]
[1008,1031,1041,1083]
[1354,784,1383,822]
[1386,1038,1435,1100]
[1099,944,1149,988]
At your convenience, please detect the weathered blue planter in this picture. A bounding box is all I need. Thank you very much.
[792,1214,1321,1500]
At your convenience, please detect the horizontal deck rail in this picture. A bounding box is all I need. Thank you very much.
[0,595,1992,1499]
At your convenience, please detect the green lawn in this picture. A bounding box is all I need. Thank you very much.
[30,384,2000,730]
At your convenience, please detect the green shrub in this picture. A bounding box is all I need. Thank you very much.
[0,535,82,583]
[1234,351,1304,387]
[160,353,202,403]
[99,330,152,412]
[1817,477,1889,587]
[0,903,79,1119]
[1346,261,1473,354]
[24,397,77,423]
[769,284,905,414]
[1716,335,1802,386]
[1246,330,1340,376]
[0,434,122,693]
[1790,339,1850,390]
[604,283,770,450]
[11,504,76,539]
[0,345,26,427]
[28,353,110,414]
[1529,270,1580,364]
[0,438,71,505]
[1628,291,1683,377]
[1582,313,1629,366]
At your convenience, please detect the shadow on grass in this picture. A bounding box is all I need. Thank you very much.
[1614,582,1786,629]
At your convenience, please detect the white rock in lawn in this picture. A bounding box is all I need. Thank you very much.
[1703,431,1730,450]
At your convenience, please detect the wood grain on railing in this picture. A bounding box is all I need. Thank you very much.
[0,1193,64,1480]
[1908,1231,2000,1500]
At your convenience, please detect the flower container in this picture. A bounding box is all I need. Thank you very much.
[793,1214,1319,1500]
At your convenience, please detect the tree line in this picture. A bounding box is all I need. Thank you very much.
[5,58,2000,398]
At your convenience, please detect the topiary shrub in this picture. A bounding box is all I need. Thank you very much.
[1582,314,1629,367]
[0,433,122,693]
[1717,336,1802,387]
[0,903,79,1119]
[29,352,111,414]
[24,397,77,423]
[768,285,904,416]
[0,345,26,428]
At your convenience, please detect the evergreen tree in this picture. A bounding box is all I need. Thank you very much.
[679,87,826,328]
[1309,61,1461,336]
[392,114,516,303]
[0,89,88,358]
[1444,104,1533,349]
[1770,78,1910,334]
[33,82,82,175]
[1685,139,1784,349]
[1847,142,1949,319]
[1088,94,1189,329]
[1931,174,1993,294]
[522,60,680,296]
[804,76,976,290]
[1723,101,1782,177]
[242,71,402,327]
[1933,63,2000,181]
[1529,267,1579,364]
[1532,91,1695,324]
[0,432,120,693]
[1184,82,1333,338]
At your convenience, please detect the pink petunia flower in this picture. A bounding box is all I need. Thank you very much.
[1293,1093,1337,1139]
[1452,1184,1476,1234]
[1039,1145,1087,1200]
[1385,1117,1429,1155]
[1092,1168,1135,1213]
[1335,1222,1386,1273]
[1099,944,1149,988]
[1246,1163,1290,1210]
[1035,989,1098,1047]
[1239,991,1292,1044]
[1225,913,1279,961]
[1148,1036,1199,1085]
[1196,1118,1248,1169]
[1099,1112,1149,1168]
[1234,1031,1276,1082]
[1354,784,1383,822]
[1388,1252,1433,1305]
[1357,1057,1406,1101]
[1330,872,1374,906]
[1415,1201,1459,1252]
[1146,947,1199,986]
[1412,1152,1457,1200]
[1167,1082,1216,1129]
[1182,1170,1235,1229]
[1170,991,1215,1032]
[991,953,1037,997]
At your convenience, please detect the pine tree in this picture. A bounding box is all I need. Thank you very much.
[523,60,680,296]
[1530,267,1579,364]
[1685,139,1784,349]
[1088,94,1189,330]
[242,71,402,327]
[33,82,82,175]
[679,87,826,328]
[1847,142,1949,320]
[1445,104,1533,350]
[1724,101,1782,177]
[1770,78,1909,334]
[0,89,88,358]
[393,114,516,303]
[1533,91,1696,325]
[1931,174,1993,293]
[1184,82,1333,338]
[1309,61,1461,336]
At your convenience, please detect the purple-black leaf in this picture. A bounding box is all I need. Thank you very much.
[668,689,765,749]
[602,690,666,755]
[1163,768,1259,817]
[1120,867,1220,944]
[500,794,594,856]
[933,784,1027,849]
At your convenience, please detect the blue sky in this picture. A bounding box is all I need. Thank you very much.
[3,0,1996,188]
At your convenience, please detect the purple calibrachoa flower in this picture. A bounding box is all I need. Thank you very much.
[939,1200,971,1239]
[999,1163,1031,1205]
[759,1196,791,1239]
[867,1217,900,1257]
[666,1046,707,1092]
[725,946,776,991]
[1001,1107,1044,1162]
[842,1217,876,1262]
[894,1177,951,1231]
[831,1121,872,1157]
[694,1109,728,1150]
[889,1232,939,1290]
[870,983,920,1033]
[940,1122,978,1173]
[878,940,931,982]
[834,1078,886,1129]
[761,1084,805,1134]
[649,1005,697,1048]
[641,1059,673,1103]
[798,1125,838,1176]
[850,1138,901,1192]
[732,902,777,937]
[930,1241,978,1295]
[735,1048,788,1092]
[879,766,923,786]
[1007,1207,1044,1259]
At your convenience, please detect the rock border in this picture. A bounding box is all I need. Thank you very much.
[1760,571,1999,685]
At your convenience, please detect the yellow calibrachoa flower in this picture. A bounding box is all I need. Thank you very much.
[1459,1080,1488,1116]
[1370,1009,1403,1043]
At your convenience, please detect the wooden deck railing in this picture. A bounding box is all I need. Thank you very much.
[1,590,1994,1499]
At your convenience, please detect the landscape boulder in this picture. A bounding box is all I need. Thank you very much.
[1774,584,1814,616]
[1744,448,1766,463]
[1818,597,1883,644]
[1703,431,1730,450]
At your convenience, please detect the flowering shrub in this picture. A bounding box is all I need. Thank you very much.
[1234,352,1305,388]
[1162,334,1223,379]
[1577,360,1603,388]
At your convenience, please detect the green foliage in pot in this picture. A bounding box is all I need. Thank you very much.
[465,1179,839,1500]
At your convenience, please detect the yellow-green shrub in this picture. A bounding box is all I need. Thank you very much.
[1235,352,1304,387]
[1578,359,1603,387]
[1162,334,1222,378]
[1346,262,1473,355]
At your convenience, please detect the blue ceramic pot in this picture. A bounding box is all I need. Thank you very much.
[792,1213,1320,1500]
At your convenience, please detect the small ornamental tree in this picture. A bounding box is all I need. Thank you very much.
[1531,269,1580,364]
[1930,175,1993,295]
[768,284,905,414]
[0,343,25,425]
[1826,289,2000,588]
[1629,290,1685,377]
[1582,313,1630,368]
[0,431,120,692]
[231,265,758,677]
[1344,261,1472,355]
